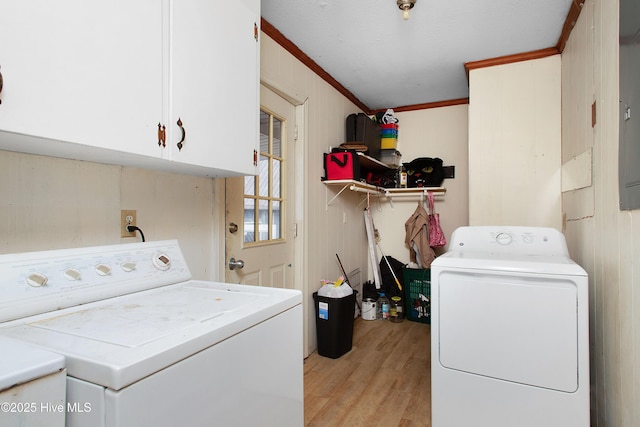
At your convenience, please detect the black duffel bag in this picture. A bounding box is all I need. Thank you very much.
[404,157,444,187]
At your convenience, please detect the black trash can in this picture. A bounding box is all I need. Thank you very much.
[313,290,357,359]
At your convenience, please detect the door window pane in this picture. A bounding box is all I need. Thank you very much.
[243,109,285,244]
[273,118,282,157]
[259,155,269,197]
[244,175,254,195]
[258,199,269,241]
[243,198,255,243]
[259,111,269,148]
[272,159,281,198]
[272,200,281,239]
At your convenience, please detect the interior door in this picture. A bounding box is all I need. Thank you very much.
[225,85,296,288]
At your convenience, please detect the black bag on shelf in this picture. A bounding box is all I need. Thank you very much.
[404,157,445,187]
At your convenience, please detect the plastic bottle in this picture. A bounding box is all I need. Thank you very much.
[377,293,390,320]
[389,295,404,323]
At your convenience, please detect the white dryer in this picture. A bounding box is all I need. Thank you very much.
[431,226,589,427]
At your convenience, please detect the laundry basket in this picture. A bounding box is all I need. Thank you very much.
[402,267,431,324]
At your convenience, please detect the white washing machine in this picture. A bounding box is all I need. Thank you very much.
[0,337,66,427]
[431,226,589,427]
[0,240,303,427]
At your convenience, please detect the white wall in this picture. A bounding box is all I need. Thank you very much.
[562,0,640,425]
[371,105,469,264]
[468,56,563,230]
[0,150,218,279]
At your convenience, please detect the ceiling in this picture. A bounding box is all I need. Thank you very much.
[261,0,577,112]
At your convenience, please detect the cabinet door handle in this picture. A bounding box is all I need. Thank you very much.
[157,123,166,147]
[177,117,185,151]
[0,65,3,105]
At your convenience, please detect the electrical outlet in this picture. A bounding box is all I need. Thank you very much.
[121,210,137,238]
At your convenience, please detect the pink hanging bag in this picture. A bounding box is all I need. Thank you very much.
[427,191,446,248]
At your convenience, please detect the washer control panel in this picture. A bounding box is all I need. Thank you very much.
[450,226,568,256]
[0,240,191,323]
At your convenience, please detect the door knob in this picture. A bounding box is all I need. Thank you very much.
[229,257,245,270]
[228,222,238,233]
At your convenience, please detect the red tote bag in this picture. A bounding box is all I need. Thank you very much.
[427,191,446,248]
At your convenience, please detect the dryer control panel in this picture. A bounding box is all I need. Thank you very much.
[449,226,569,257]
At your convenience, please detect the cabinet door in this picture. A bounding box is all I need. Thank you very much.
[168,0,259,176]
[0,1,163,159]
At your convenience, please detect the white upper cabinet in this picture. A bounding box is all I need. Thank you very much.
[0,1,164,159]
[168,0,259,176]
[0,0,259,177]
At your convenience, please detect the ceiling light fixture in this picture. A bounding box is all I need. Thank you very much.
[397,0,417,20]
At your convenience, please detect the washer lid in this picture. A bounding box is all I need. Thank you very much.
[0,336,64,391]
[0,281,301,391]
[27,283,266,347]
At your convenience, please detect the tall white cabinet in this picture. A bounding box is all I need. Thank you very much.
[0,0,259,177]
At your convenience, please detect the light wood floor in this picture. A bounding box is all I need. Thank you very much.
[304,317,431,426]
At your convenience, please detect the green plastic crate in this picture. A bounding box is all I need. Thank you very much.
[402,267,431,324]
